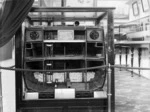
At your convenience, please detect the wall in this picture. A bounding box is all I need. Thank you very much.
[97,0,129,19]
[0,0,13,61]
[0,39,13,61]
[128,0,150,21]
[0,59,15,112]
[0,0,3,7]
[0,1,15,111]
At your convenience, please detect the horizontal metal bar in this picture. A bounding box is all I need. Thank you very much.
[112,65,150,70]
[1,65,150,72]
[0,65,107,72]
[30,7,115,12]
[29,16,97,22]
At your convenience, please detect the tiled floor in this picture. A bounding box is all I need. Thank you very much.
[115,69,150,112]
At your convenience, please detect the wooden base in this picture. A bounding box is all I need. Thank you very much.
[19,98,107,112]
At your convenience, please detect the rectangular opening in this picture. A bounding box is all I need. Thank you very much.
[53,43,64,56]
[25,43,43,57]
[66,43,85,56]
[25,61,43,69]
[44,30,57,40]
[74,31,85,40]
[87,43,103,57]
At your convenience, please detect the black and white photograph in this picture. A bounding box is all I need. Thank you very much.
[0,0,150,112]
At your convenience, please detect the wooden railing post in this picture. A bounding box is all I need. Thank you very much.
[138,48,142,77]
[125,47,129,69]
[131,47,134,77]
[119,46,122,71]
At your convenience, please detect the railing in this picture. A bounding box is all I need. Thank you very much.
[115,45,149,77]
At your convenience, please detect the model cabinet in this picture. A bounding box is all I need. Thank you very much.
[15,7,115,112]
[23,26,106,100]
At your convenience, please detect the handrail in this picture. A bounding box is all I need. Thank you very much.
[0,65,107,72]
[1,65,150,72]
[112,65,150,70]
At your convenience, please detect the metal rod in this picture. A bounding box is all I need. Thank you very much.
[119,47,122,71]
[125,47,128,69]
[112,65,150,70]
[138,48,142,77]
[30,7,115,12]
[107,64,112,112]
[2,64,150,72]
[0,65,107,72]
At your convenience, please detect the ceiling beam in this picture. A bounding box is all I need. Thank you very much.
[28,15,97,22]
[30,7,115,12]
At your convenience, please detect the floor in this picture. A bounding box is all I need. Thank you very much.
[115,69,150,112]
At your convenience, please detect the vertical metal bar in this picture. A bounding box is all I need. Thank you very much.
[119,25,122,71]
[107,9,115,112]
[107,64,112,112]
[119,25,121,41]
[138,48,142,77]
[15,26,23,112]
[119,47,122,71]
[85,30,88,90]
[94,0,98,26]
[61,0,65,25]
[39,0,43,25]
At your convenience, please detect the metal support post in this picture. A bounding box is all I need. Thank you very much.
[138,48,142,77]
[119,46,122,71]
[125,47,129,69]
[107,64,112,112]
[107,9,115,112]
[131,48,134,77]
